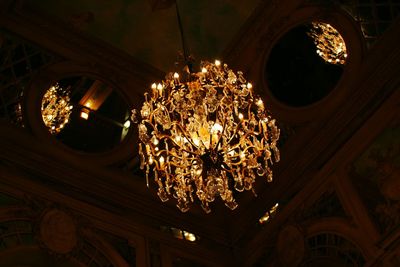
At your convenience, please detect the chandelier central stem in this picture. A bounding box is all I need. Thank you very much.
[175,0,193,72]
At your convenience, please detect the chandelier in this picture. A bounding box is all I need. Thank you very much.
[41,83,73,134]
[308,22,347,65]
[133,60,280,213]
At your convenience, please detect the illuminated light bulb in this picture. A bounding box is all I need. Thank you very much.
[238,113,244,120]
[211,123,223,133]
[183,231,196,242]
[247,83,252,89]
[152,137,159,145]
[192,136,200,147]
[215,60,221,66]
[259,214,270,224]
[80,109,89,120]
[201,67,207,73]
[151,83,157,89]
[173,72,179,79]
[159,156,165,167]
[157,83,163,97]
[124,120,131,128]
[84,101,92,108]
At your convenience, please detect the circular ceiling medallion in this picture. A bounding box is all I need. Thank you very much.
[39,209,78,254]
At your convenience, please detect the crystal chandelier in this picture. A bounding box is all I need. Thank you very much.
[308,22,347,65]
[133,60,280,213]
[41,83,73,134]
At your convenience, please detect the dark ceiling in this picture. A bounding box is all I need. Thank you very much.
[35,0,259,72]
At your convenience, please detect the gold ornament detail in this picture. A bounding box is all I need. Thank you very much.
[39,209,78,254]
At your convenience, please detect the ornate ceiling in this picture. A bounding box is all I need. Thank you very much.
[0,0,399,266]
[34,0,259,71]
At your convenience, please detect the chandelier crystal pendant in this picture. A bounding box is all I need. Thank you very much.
[308,22,348,65]
[132,60,280,213]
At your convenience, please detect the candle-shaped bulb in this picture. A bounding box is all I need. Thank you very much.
[159,156,165,167]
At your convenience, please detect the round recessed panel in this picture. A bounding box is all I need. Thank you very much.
[40,76,131,153]
[265,22,347,107]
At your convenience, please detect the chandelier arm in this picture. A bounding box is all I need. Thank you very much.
[168,161,197,170]
[211,125,225,150]
[156,134,199,156]
[210,104,228,150]
[169,121,202,152]
[225,121,244,145]
[157,148,199,162]
[143,115,199,157]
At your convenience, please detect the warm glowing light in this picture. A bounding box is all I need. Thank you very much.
[133,60,280,213]
[168,227,198,242]
[124,120,131,128]
[308,22,347,65]
[259,203,279,224]
[183,231,197,242]
[84,100,92,109]
[41,83,73,134]
[80,109,89,120]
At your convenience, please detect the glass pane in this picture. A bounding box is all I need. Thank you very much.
[266,22,346,107]
[40,76,131,153]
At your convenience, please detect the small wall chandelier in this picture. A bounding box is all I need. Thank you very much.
[308,22,347,65]
[41,83,73,134]
[132,2,280,213]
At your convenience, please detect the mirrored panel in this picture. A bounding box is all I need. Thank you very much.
[266,22,347,107]
[41,76,131,153]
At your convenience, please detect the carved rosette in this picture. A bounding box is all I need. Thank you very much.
[38,208,78,255]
